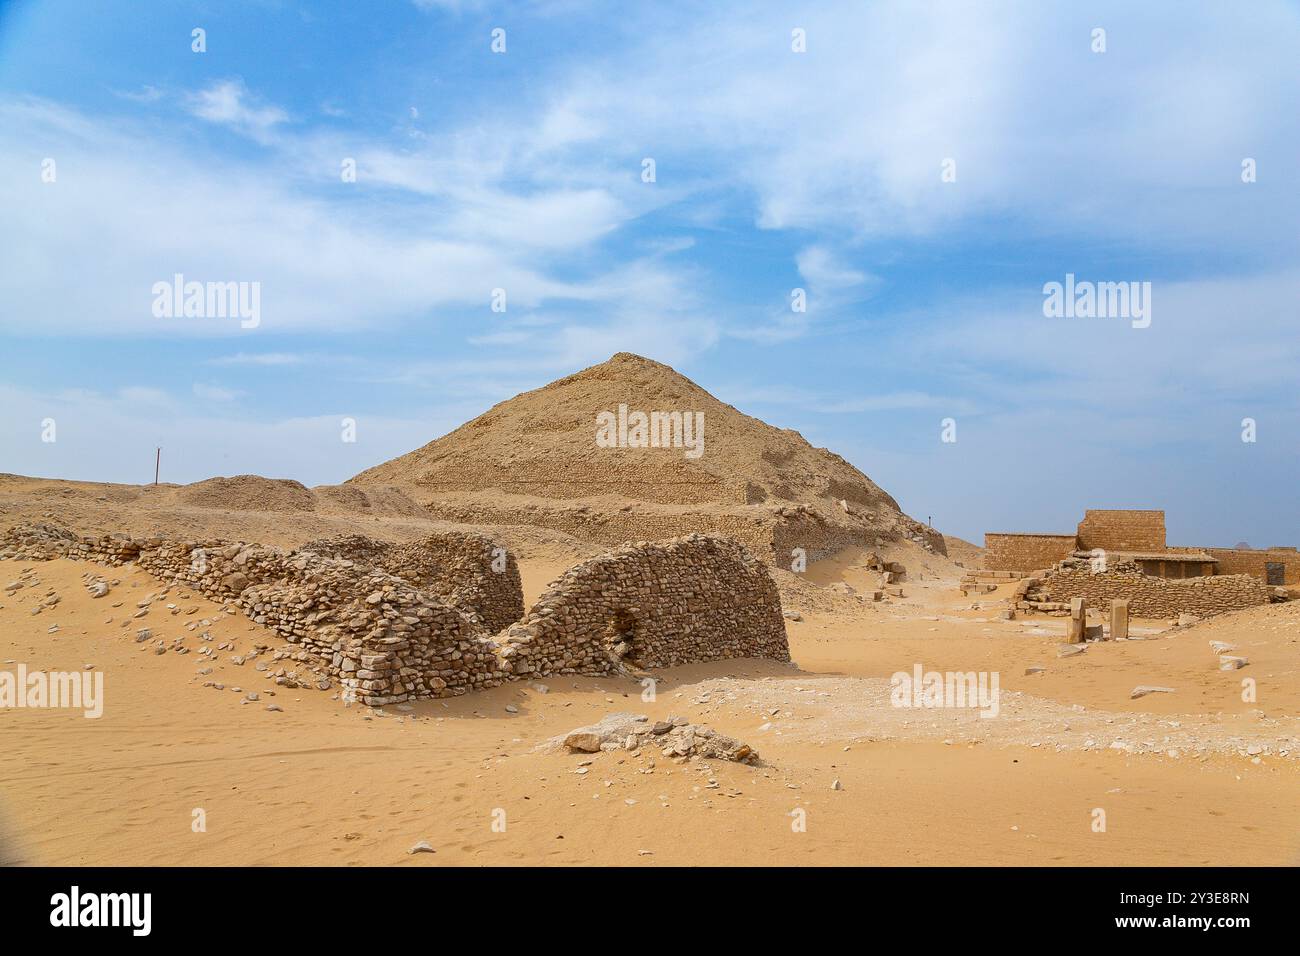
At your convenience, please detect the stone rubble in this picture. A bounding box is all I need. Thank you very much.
[554,712,759,764]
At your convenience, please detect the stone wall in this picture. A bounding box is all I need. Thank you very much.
[299,531,524,632]
[1204,548,1300,586]
[770,506,945,564]
[149,540,503,705]
[2,522,790,706]
[0,524,507,705]
[983,533,1078,572]
[1076,510,1166,552]
[497,534,789,678]
[423,500,778,560]
[1024,559,1269,618]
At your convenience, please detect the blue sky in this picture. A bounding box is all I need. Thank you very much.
[1,0,1298,547]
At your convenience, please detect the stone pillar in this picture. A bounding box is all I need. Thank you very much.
[1067,597,1087,644]
[1110,599,1129,641]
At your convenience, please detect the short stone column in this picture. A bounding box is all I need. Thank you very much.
[1067,597,1087,644]
[1110,598,1130,641]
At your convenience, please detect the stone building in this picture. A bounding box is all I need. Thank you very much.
[985,509,1299,585]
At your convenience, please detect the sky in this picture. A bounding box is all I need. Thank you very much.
[1,0,1297,547]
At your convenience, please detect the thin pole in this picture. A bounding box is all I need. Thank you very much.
[155,448,160,485]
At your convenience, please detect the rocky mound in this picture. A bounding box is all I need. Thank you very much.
[176,475,317,513]
[312,483,427,517]
[552,713,759,763]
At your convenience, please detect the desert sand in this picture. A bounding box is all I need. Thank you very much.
[1,516,1295,866]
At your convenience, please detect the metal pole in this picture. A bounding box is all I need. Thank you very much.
[155,448,160,485]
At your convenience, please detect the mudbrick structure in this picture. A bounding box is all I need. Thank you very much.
[1017,555,1271,619]
[985,509,1299,587]
[983,533,1080,574]
[1,522,790,706]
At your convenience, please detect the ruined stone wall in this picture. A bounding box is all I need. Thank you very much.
[3,522,791,705]
[413,463,744,505]
[1026,563,1268,618]
[497,534,789,679]
[983,533,1077,572]
[422,500,942,567]
[422,501,778,561]
[0,523,506,705]
[1076,510,1166,552]
[299,531,524,632]
[769,507,945,563]
[1204,548,1300,586]
[769,509,873,565]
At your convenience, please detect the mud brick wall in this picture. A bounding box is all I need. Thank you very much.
[1076,510,1166,552]
[1205,548,1300,586]
[497,534,789,678]
[983,533,1078,572]
[1028,565,1268,618]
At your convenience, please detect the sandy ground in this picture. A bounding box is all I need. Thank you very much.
[2,540,1297,866]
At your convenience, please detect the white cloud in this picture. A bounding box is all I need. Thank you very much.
[188,79,288,139]
[0,97,689,338]
[531,0,1300,254]
[796,247,868,294]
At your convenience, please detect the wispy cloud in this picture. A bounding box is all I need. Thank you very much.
[206,352,314,367]
[187,79,289,140]
[192,382,243,402]
[0,96,692,341]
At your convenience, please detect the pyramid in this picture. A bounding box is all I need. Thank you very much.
[351,353,943,562]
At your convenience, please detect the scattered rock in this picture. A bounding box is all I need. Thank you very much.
[1130,686,1175,699]
[564,732,603,754]
[554,713,757,764]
